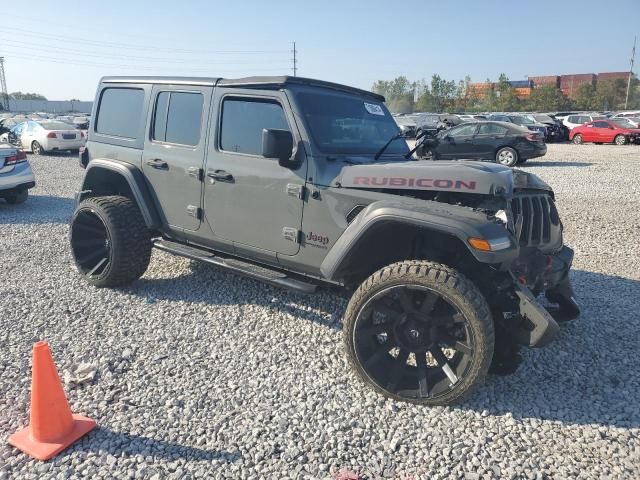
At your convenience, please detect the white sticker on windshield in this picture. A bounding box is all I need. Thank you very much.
[364,102,384,116]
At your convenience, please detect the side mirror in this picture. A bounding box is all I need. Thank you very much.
[262,129,294,167]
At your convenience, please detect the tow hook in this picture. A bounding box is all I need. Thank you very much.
[513,283,560,347]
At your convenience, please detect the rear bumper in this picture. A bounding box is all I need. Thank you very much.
[42,138,85,151]
[0,162,36,192]
[520,142,547,159]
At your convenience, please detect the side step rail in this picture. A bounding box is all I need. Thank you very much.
[152,239,318,294]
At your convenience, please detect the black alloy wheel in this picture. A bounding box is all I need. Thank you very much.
[70,209,112,278]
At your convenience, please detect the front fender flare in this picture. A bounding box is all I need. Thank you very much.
[320,200,518,281]
[78,158,161,229]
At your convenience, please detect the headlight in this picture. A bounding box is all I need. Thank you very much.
[494,209,508,224]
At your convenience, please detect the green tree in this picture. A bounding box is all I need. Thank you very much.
[493,73,521,111]
[572,84,597,110]
[9,92,47,100]
[429,74,457,112]
[594,79,628,111]
[527,85,573,111]
[371,76,416,113]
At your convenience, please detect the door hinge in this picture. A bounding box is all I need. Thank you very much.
[282,227,301,243]
[187,167,203,181]
[186,205,202,220]
[286,183,306,199]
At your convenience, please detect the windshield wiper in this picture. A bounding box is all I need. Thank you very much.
[373,133,404,160]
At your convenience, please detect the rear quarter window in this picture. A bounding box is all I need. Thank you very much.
[96,88,145,139]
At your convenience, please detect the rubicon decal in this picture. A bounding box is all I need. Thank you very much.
[351,176,477,190]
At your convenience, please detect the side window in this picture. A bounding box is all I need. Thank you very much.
[567,116,577,123]
[96,88,144,139]
[478,123,507,135]
[449,124,477,137]
[593,121,609,128]
[220,98,289,155]
[152,91,203,146]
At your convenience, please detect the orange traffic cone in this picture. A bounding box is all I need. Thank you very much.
[7,341,96,461]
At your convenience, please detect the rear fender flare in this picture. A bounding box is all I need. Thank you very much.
[78,158,161,229]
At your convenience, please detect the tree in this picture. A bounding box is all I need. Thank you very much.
[572,84,597,110]
[493,74,521,111]
[594,79,628,111]
[9,92,47,100]
[527,85,573,111]
[372,76,416,113]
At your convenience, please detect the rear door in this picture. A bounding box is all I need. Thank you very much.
[203,90,306,258]
[142,85,213,232]
[474,123,509,158]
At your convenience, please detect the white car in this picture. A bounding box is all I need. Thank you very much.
[562,114,606,130]
[0,143,35,204]
[612,110,640,118]
[9,120,86,155]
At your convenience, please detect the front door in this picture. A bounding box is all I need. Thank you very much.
[142,85,213,232]
[473,122,509,158]
[204,90,306,257]
[438,123,479,159]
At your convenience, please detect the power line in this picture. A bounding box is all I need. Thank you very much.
[0,26,289,55]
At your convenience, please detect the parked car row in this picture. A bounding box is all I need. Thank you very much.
[0,112,91,136]
[0,119,86,155]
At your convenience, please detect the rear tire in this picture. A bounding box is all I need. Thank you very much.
[614,134,626,145]
[31,141,44,156]
[495,147,518,167]
[572,134,583,145]
[70,195,151,287]
[343,260,494,406]
[5,189,28,204]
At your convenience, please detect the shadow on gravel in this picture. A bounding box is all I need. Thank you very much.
[523,161,594,167]
[0,195,74,224]
[130,263,639,429]
[76,426,241,462]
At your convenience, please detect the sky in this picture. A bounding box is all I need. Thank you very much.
[2,0,638,101]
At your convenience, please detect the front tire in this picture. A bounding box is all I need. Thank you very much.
[614,134,626,145]
[572,134,583,145]
[496,147,518,167]
[31,141,44,155]
[70,195,151,287]
[343,261,494,406]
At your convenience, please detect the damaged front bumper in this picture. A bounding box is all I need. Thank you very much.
[510,246,580,347]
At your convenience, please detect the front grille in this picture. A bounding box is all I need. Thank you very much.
[511,193,559,247]
[62,134,76,140]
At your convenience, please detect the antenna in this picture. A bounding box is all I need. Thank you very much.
[292,41,297,77]
[625,36,636,110]
[0,57,9,112]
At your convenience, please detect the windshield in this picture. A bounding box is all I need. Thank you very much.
[512,116,534,125]
[534,115,554,123]
[296,90,407,156]
[40,121,74,130]
[611,118,634,128]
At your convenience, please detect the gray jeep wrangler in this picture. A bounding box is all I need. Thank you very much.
[71,76,579,406]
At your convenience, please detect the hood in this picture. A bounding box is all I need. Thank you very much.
[336,160,516,196]
[511,168,553,193]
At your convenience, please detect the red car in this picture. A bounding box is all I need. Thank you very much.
[570,119,640,145]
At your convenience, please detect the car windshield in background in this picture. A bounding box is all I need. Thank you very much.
[512,116,534,125]
[296,91,407,156]
[533,115,554,123]
[611,118,634,128]
[40,121,74,130]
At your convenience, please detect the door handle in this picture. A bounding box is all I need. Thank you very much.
[207,169,233,181]
[146,158,168,169]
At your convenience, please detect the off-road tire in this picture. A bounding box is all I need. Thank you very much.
[614,134,626,145]
[343,260,494,406]
[70,195,151,287]
[5,189,28,204]
[572,134,583,145]
[31,141,44,156]
[495,147,518,167]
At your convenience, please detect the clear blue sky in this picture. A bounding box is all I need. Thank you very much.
[2,0,638,100]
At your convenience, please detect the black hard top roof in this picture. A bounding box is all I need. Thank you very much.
[100,75,384,102]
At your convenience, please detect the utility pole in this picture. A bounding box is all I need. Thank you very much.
[0,57,9,112]
[625,36,636,110]
[292,41,298,77]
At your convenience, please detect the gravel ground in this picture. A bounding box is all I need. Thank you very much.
[1,144,639,480]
